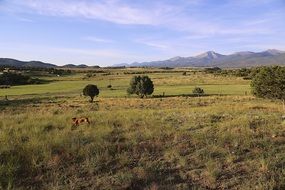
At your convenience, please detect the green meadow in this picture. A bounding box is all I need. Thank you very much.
[0,71,250,97]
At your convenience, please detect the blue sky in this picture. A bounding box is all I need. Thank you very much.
[0,0,285,66]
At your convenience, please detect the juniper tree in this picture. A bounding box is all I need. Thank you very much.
[127,75,154,98]
[83,84,99,102]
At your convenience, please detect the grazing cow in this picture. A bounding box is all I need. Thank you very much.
[72,117,90,126]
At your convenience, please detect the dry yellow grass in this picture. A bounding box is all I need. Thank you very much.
[1,93,285,189]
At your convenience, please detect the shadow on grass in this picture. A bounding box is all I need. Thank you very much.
[30,78,53,85]
[0,96,56,108]
[152,93,227,98]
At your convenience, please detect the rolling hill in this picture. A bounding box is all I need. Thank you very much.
[0,58,56,68]
[61,64,89,68]
[0,58,100,69]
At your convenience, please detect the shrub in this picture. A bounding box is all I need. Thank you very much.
[86,73,93,78]
[192,87,204,96]
[204,67,222,74]
[127,75,154,98]
[83,84,99,102]
[0,73,31,85]
[251,66,285,110]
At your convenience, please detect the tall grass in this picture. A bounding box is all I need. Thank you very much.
[0,95,284,189]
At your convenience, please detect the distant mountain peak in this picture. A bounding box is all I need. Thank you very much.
[168,56,183,61]
[114,49,285,68]
[265,49,285,55]
[195,51,224,59]
[233,51,255,56]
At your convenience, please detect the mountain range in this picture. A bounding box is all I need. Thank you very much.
[0,58,99,68]
[115,49,285,68]
[1,49,285,68]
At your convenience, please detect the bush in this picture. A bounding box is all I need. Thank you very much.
[0,73,47,86]
[192,87,204,96]
[204,67,222,74]
[86,73,93,78]
[48,68,72,75]
[0,73,31,85]
[127,75,154,98]
[251,66,285,109]
[83,84,99,102]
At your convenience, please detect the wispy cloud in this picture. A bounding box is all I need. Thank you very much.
[244,19,270,26]
[134,39,169,50]
[184,35,211,40]
[7,0,281,36]
[16,0,211,35]
[17,17,34,22]
[1,0,285,65]
[82,36,114,43]
[229,0,277,6]
[11,0,160,25]
[52,47,124,58]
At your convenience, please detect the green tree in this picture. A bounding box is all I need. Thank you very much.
[251,66,285,110]
[83,84,99,102]
[0,73,42,85]
[127,75,154,98]
[192,87,204,96]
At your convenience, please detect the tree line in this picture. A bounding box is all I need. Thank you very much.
[0,73,44,85]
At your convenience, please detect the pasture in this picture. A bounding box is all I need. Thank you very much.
[0,68,284,189]
[0,69,250,97]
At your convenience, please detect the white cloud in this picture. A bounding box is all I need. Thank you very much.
[1,1,217,35]
[244,19,270,26]
[11,0,160,25]
[2,0,284,65]
[134,39,169,50]
[7,0,279,36]
[52,47,124,58]
[184,35,211,40]
[219,28,273,35]
[82,36,114,43]
[16,17,34,22]
[229,0,276,6]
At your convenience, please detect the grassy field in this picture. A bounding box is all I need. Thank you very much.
[0,71,250,97]
[1,69,284,189]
